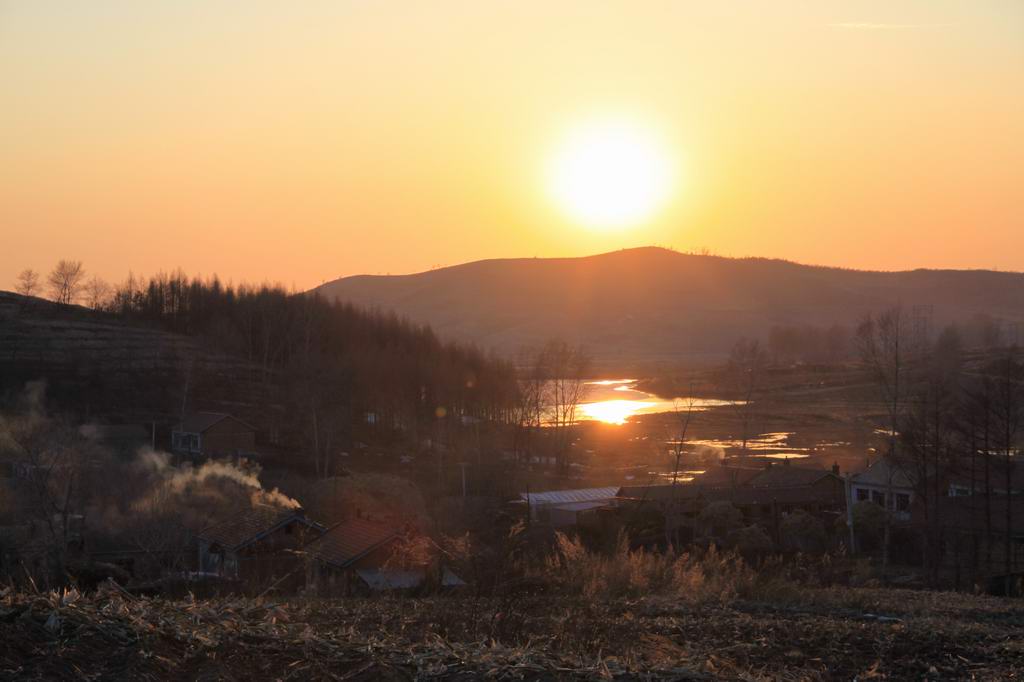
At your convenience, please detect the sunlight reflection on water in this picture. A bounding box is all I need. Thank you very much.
[576,380,735,425]
[578,399,658,425]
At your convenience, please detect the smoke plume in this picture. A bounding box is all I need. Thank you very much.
[135,448,300,510]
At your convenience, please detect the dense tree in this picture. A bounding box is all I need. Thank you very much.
[102,272,520,471]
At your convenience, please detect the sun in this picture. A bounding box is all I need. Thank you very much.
[546,118,675,230]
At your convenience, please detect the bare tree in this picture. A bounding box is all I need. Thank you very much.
[989,348,1023,595]
[901,325,964,584]
[511,347,546,466]
[6,404,107,587]
[726,337,767,452]
[535,340,589,473]
[83,275,112,309]
[856,306,911,576]
[15,268,41,296]
[666,384,697,547]
[963,377,995,569]
[47,260,86,304]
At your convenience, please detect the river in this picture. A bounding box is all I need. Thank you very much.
[576,379,735,425]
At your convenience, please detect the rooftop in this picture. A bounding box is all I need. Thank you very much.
[850,458,915,489]
[306,517,401,569]
[198,505,317,550]
[746,464,836,489]
[519,486,620,507]
[686,465,763,488]
[175,412,256,434]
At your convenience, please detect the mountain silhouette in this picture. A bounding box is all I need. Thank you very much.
[315,247,1024,363]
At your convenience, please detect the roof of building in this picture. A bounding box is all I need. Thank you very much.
[850,458,915,489]
[551,500,615,513]
[519,486,620,507]
[718,485,844,506]
[746,464,837,489]
[198,504,319,551]
[306,517,401,569]
[175,412,256,434]
[689,465,763,488]
[617,484,702,502]
[618,481,843,508]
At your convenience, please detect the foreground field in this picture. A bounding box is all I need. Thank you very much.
[2,586,1022,681]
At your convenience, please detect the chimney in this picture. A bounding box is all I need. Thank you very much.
[832,462,840,475]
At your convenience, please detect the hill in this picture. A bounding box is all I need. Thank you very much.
[0,282,516,441]
[315,247,1024,364]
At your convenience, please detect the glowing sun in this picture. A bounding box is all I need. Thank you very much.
[547,118,675,230]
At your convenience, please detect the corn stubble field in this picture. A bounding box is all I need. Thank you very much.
[3,546,1023,681]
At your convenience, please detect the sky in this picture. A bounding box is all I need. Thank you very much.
[2,1,1023,290]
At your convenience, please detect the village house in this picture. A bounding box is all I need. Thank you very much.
[197,504,325,589]
[739,461,847,520]
[618,461,846,544]
[172,412,257,459]
[305,517,462,595]
[849,455,1024,524]
[849,458,917,521]
[945,454,1024,498]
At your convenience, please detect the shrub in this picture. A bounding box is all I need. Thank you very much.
[697,501,742,540]
[780,510,827,554]
[539,532,796,604]
[730,524,775,556]
[852,501,886,551]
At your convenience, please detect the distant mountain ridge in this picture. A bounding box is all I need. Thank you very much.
[314,247,1024,363]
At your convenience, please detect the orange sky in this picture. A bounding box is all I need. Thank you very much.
[3,1,1023,290]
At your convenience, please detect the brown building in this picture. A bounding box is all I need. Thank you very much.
[304,517,403,595]
[172,412,257,459]
[305,517,464,595]
[197,505,325,589]
[618,461,846,544]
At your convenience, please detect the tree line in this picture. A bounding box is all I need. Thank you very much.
[856,307,1024,591]
[12,262,524,472]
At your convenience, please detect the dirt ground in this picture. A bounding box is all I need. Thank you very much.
[3,585,1022,680]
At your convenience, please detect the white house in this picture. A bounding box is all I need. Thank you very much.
[849,458,914,521]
